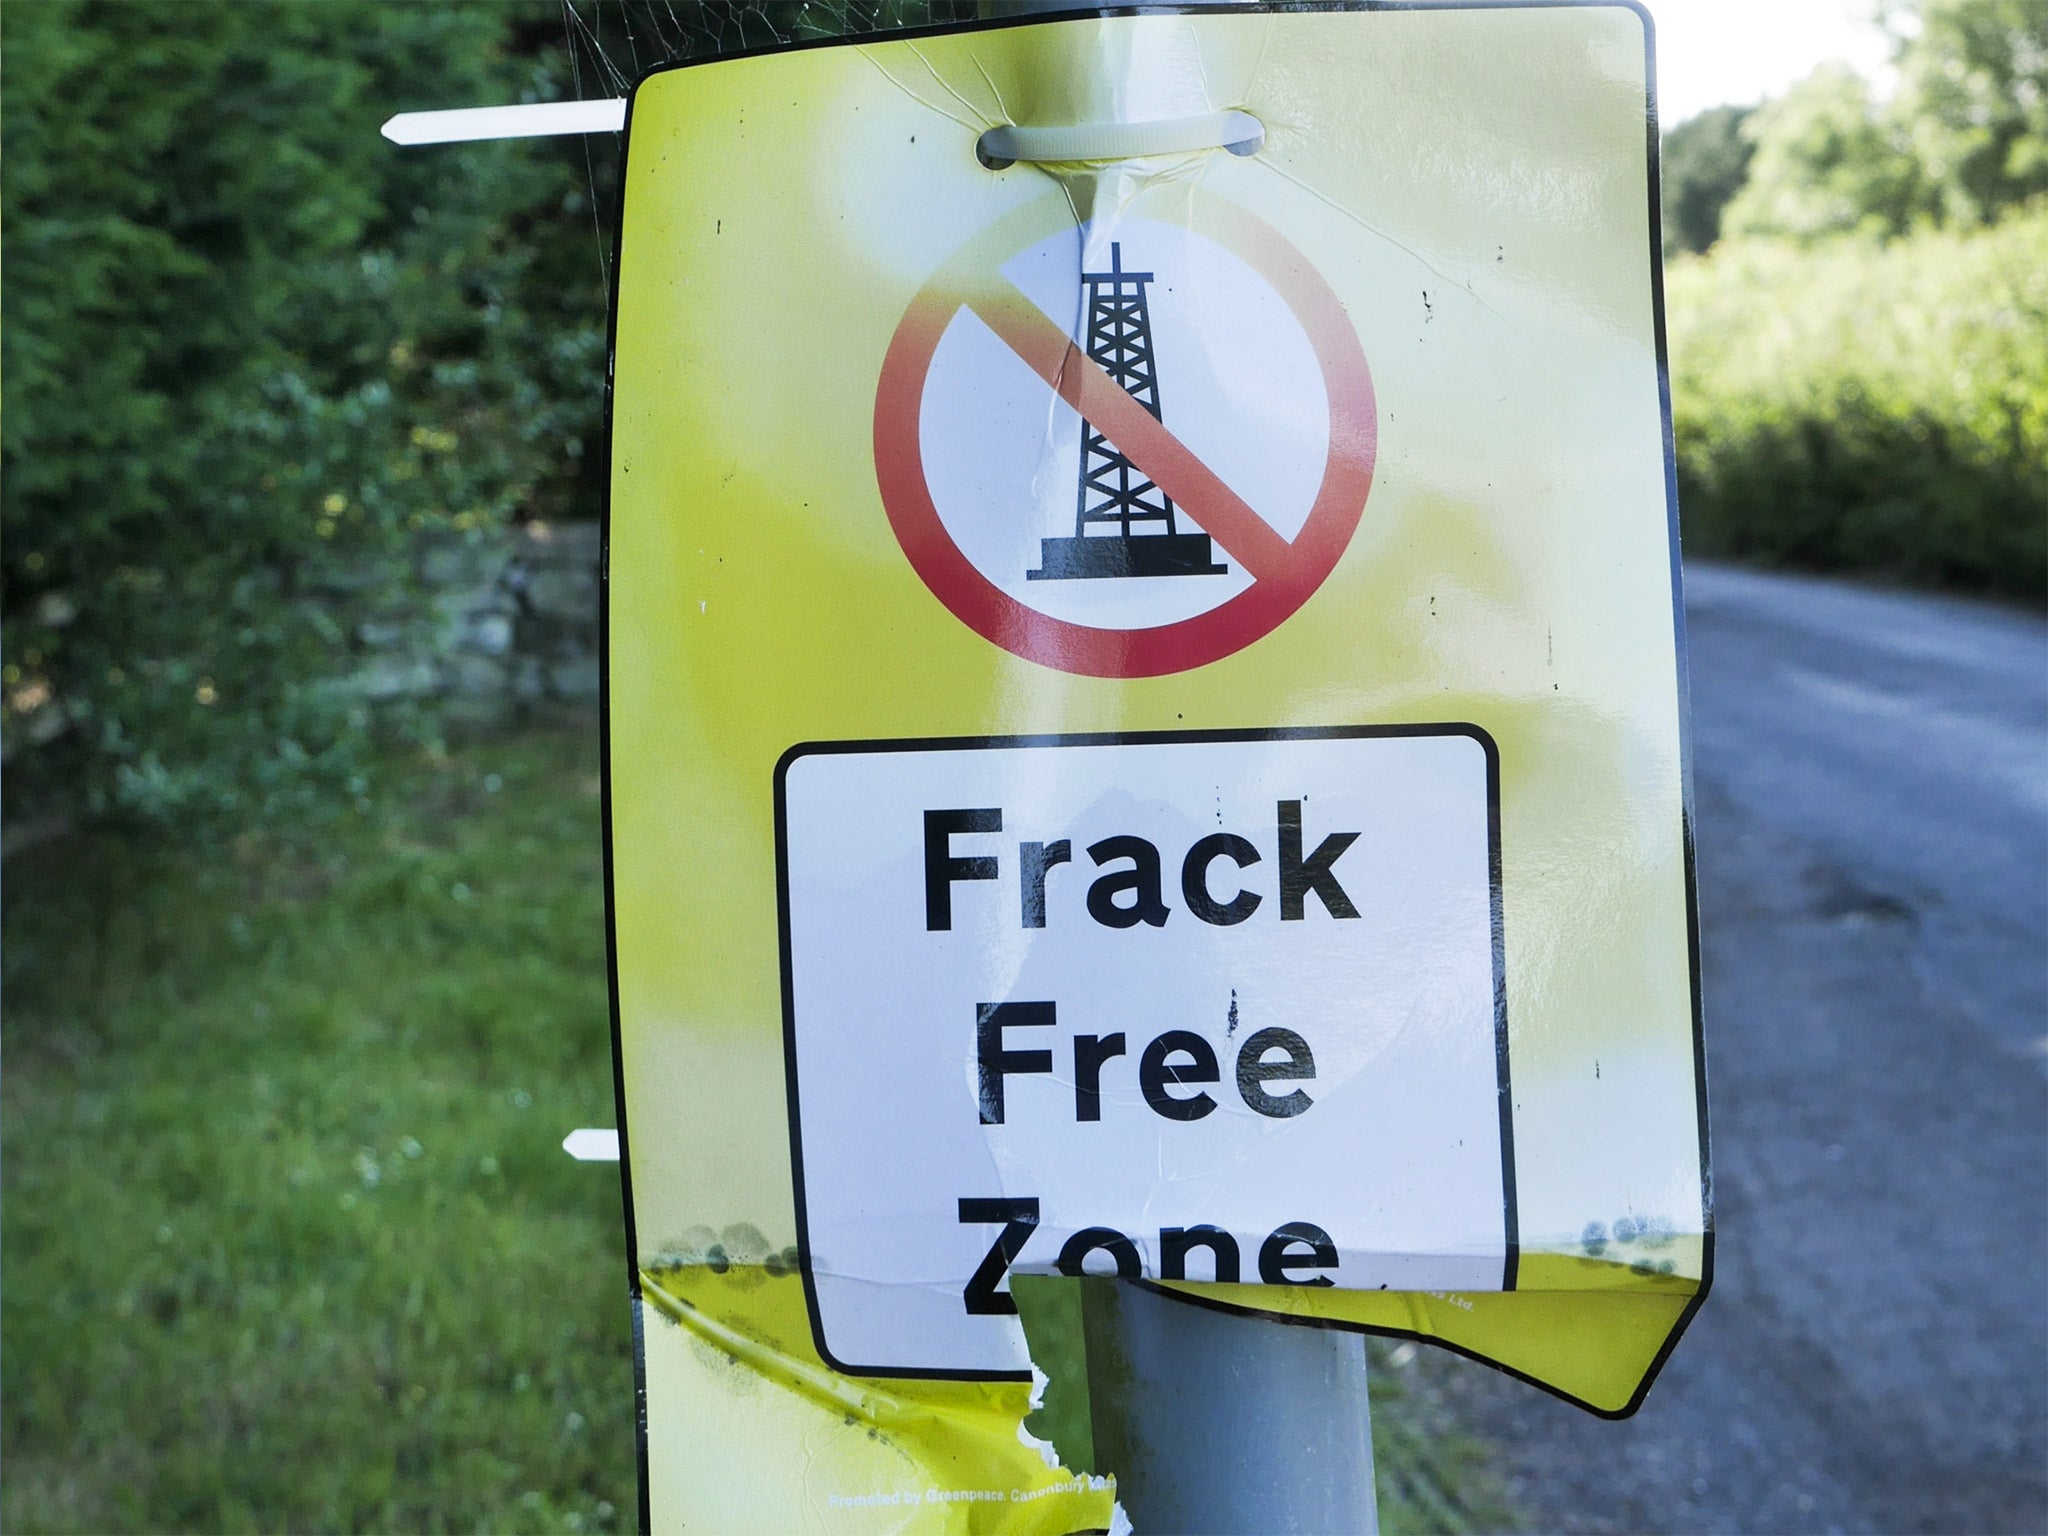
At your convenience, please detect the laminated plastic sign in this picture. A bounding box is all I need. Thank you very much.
[603,3,1710,1528]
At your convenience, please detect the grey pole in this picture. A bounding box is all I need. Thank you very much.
[1082,1282,1379,1535]
[973,5,1381,1528]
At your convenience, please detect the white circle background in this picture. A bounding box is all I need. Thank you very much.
[919,216,1331,631]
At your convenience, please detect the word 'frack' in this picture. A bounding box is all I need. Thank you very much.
[925,800,1360,932]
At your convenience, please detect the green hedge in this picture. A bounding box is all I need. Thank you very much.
[0,2,605,836]
[1667,206,2048,600]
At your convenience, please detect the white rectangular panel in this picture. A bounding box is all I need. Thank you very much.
[778,727,1511,1377]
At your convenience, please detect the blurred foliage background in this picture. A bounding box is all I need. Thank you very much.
[0,1,2043,1530]
[3,0,2042,855]
[1660,0,2046,598]
[1,1,611,842]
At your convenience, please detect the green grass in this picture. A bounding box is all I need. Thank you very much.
[1,725,1506,1533]
[1367,1341,1516,1536]
[2,729,634,1533]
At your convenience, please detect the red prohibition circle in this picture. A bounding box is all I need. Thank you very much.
[874,193,1377,679]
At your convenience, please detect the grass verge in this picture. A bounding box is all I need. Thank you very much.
[2,725,1509,1532]
[2,729,633,1533]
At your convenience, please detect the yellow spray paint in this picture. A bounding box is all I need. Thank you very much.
[607,6,1707,1527]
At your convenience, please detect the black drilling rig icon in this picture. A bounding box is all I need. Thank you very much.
[1028,243,1228,582]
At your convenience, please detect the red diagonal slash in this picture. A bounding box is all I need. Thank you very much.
[962,276,1296,584]
[873,192,1375,679]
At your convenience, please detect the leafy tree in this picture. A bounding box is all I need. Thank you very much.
[1722,64,1931,241]
[1894,0,2048,227]
[1665,1,2047,600]
[0,2,605,838]
[1661,104,1755,255]
[1669,206,2048,598]
[1719,1,2046,245]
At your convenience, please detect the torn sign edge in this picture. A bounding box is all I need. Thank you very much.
[594,4,1713,1525]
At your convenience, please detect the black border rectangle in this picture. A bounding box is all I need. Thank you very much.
[772,722,1514,1381]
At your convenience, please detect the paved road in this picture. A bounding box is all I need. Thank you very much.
[1407,564,2048,1535]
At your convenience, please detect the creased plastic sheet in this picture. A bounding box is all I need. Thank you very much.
[604,5,1708,1529]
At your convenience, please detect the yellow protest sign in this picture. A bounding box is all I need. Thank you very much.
[605,5,1707,1527]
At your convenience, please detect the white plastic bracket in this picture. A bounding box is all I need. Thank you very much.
[382,100,626,145]
[562,1128,621,1162]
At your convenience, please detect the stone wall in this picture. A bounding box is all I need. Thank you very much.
[355,520,601,720]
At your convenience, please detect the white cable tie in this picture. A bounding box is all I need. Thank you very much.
[382,99,626,146]
[978,110,1264,168]
[563,1128,621,1162]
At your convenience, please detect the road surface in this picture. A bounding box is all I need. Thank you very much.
[1405,563,2048,1535]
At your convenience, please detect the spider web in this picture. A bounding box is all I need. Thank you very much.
[554,1,983,287]
[559,0,982,94]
